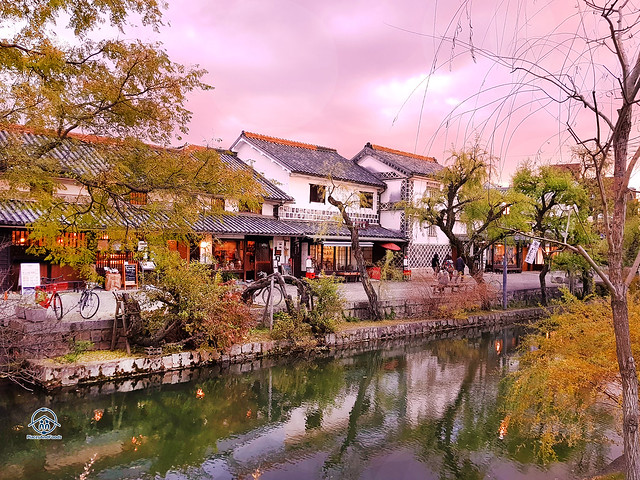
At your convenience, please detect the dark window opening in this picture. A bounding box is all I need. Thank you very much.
[239,200,262,214]
[310,184,326,203]
[359,191,373,208]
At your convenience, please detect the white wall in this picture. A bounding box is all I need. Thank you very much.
[411,177,440,203]
[410,218,449,245]
[233,141,291,191]
[380,210,403,232]
[356,155,396,174]
[287,175,378,215]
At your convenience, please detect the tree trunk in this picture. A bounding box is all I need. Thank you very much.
[538,259,549,307]
[612,292,640,480]
[581,269,593,298]
[327,194,382,320]
[611,104,640,480]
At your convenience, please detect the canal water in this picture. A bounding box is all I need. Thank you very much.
[0,327,619,480]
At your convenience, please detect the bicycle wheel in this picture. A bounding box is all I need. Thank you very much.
[261,285,283,306]
[52,293,63,320]
[80,291,100,319]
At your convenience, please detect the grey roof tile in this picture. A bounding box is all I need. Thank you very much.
[0,127,292,203]
[353,143,444,177]
[239,132,385,187]
[196,214,304,236]
[283,220,406,242]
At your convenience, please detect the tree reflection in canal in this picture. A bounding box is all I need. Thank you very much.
[0,327,617,480]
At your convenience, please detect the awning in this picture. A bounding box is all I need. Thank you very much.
[380,242,401,251]
[323,241,374,247]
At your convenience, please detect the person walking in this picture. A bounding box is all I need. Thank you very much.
[443,254,454,278]
[455,256,465,278]
[431,253,440,273]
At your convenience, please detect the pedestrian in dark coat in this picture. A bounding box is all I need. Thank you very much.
[456,256,465,279]
[431,253,440,273]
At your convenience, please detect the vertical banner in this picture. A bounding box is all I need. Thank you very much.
[525,240,540,264]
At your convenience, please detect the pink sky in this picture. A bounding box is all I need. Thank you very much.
[132,0,639,187]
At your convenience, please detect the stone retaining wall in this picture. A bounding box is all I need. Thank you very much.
[342,287,563,320]
[10,316,125,358]
[29,306,553,390]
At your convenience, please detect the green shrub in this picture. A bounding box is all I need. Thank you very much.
[307,276,343,334]
[59,338,94,363]
[139,249,255,351]
[270,311,311,341]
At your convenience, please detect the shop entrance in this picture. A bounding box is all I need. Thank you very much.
[255,240,272,276]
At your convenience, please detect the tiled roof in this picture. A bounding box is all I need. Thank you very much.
[238,132,385,187]
[0,126,292,203]
[216,150,292,202]
[196,214,303,236]
[0,199,42,226]
[0,199,406,243]
[283,220,406,242]
[0,199,303,236]
[353,143,443,177]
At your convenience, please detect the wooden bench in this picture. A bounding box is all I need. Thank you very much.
[430,281,472,295]
[335,271,360,282]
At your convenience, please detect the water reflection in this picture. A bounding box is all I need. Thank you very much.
[0,327,616,480]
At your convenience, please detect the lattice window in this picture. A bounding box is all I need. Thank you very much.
[128,191,148,205]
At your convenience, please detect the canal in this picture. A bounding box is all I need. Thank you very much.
[0,327,619,479]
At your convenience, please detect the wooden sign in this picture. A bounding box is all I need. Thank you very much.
[123,263,138,289]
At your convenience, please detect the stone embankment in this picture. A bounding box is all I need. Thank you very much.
[29,306,552,390]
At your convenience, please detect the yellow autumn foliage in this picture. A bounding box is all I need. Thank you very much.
[503,292,640,461]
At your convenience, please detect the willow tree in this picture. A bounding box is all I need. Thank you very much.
[421,2,640,477]
[405,142,527,281]
[512,164,590,305]
[0,1,263,266]
[327,187,382,321]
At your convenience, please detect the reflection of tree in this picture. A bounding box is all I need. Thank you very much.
[0,329,615,479]
[322,351,383,477]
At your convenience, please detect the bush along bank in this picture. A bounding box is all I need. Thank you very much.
[27,306,554,391]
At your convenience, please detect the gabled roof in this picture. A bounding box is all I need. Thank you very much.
[0,125,292,203]
[208,149,293,203]
[233,131,385,188]
[352,142,443,178]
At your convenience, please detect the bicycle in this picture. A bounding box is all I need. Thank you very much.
[253,283,283,306]
[36,280,64,320]
[250,272,283,306]
[36,280,100,320]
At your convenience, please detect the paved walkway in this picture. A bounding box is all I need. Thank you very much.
[30,269,552,323]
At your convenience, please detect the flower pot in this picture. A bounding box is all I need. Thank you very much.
[367,266,381,280]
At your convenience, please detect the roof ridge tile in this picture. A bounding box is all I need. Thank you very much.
[370,143,436,163]
[244,131,336,152]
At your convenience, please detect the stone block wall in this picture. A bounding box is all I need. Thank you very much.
[29,306,553,390]
[10,317,125,358]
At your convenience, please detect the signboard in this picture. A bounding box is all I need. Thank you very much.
[137,241,148,252]
[123,263,138,289]
[525,240,540,264]
[20,263,40,295]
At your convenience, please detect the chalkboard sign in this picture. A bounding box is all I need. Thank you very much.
[123,263,138,289]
